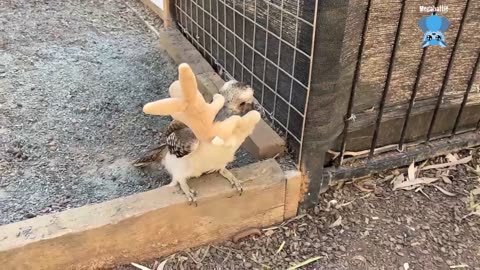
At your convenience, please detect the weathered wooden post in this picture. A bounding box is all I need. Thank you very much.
[301,0,367,207]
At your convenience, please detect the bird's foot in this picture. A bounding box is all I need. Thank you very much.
[179,181,198,207]
[185,190,198,207]
[219,168,243,196]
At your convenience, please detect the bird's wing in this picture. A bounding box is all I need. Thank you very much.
[166,127,199,158]
[165,120,199,158]
[133,120,197,166]
[164,119,188,138]
[132,144,168,167]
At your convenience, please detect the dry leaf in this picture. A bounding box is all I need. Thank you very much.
[264,230,275,237]
[471,188,480,196]
[131,263,152,270]
[466,165,480,176]
[446,153,457,163]
[441,176,452,184]
[422,156,472,171]
[329,216,342,228]
[393,177,438,190]
[157,259,168,270]
[391,174,405,186]
[408,161,416,181]
[288,256,323,270]
[432,185,456,197]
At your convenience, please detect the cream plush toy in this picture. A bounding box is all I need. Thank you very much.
[143,63,259,146]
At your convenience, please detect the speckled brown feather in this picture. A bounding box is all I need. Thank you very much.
[133,120,198,167]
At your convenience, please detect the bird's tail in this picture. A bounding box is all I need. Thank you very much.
[132,144,168,168]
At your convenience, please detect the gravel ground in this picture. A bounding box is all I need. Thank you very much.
[0,0,261,225]
[118,148,480,270]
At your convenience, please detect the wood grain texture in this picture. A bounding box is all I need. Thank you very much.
[325,131,480,181]
[444,0,480,98]
[0,160,286,270]
[335,96,480,151]
[284,170,303,219]
[386,0,433,107]
[414,0,467,102]
[301,0,363,206]
[353,0,403,112]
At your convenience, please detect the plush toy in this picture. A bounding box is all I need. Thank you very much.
[143,63,254,145]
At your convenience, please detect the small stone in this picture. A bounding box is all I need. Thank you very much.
[79,107,87,113]
[339,245,346,252]
[24,213,36,219]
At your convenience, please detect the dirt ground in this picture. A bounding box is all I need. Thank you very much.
[118,148,480,270]
[0,0,261,226]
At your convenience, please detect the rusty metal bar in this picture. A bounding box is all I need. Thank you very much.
[369,0,406,158]
[451,51,480,137]
[338,0,372,165]
[426,0,471,141]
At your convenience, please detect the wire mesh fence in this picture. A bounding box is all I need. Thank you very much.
[174,0,317,161]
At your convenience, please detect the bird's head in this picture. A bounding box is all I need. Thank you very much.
[219,80,255,115]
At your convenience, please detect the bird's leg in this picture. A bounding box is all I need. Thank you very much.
[166,178,178,187]
[219,168,243,196]
[177,177,197,206]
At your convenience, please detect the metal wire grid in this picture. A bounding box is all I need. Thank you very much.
[174,0,317,161]
[339,0,478,164]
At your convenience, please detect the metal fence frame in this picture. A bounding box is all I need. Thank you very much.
[171,0,480,207]
[174,0,319,162]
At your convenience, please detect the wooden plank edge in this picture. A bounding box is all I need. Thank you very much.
[140,0,173,27]
[284,170,303,219]
[157,28,286,159]
[0,159,286,270]
[324,131,480,182]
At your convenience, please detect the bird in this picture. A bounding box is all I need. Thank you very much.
[133,80,257,205]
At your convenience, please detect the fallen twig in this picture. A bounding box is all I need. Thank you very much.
[288,256,323,270]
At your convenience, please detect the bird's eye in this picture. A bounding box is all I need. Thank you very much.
[427,35,433,41]
[436,35,441,41]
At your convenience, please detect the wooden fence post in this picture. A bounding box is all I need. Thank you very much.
[301,0,367,207]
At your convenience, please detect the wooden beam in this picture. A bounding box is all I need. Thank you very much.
[335,98,480,152]
[140,0,173,27]
[324,131,480,182]
[300,0,368,207]
[284,170,303,219]
[0,160,286,270]
[158,29,286,159]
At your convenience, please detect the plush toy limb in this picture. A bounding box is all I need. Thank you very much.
[143,98,187,115]
[212,115,242,143]
[178,63,198,102]
[208,94,225,117]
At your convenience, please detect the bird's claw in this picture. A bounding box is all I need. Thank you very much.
[233,183,243,196]
[186,189,198,207]
[186,191,198,207]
